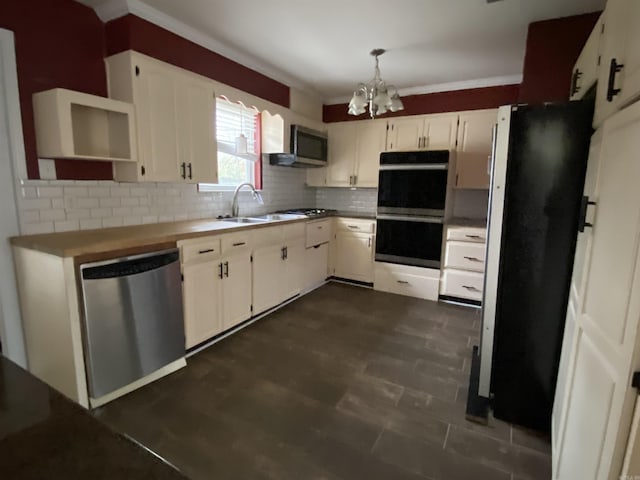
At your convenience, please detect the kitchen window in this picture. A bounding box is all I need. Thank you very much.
[199,97,262,191]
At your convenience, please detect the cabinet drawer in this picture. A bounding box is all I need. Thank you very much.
[220,232,251,255]
[374,262,439,301]
[441,269,484,301]
[445,241,486,272]
[179,237,221,264]
[335,217,375,233]
[305,219,331,247]
[446,226,486,243]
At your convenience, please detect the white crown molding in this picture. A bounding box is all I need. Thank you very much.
[93,0,129,22]
[88,0,321,97]
[325,74,523,105]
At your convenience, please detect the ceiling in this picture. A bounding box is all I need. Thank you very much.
[78,0,605,103]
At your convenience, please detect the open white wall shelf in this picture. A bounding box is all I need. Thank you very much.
[33,88,137,162]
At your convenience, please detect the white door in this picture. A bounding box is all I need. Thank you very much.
[554,99,640,480]
[221,253,252,330]
[326,122,357,186]
[455,110,497,189]
[182,260,222,349]
[424,113,458,150]
[179,74,218,184]
[135,56,181,182]
[387,117,423,151]
[593,0,632,127]
[354,120,386,187]
[283,238,304,300]
[334,232,374,283]
[618,1,640,107]
[252,244,285,315]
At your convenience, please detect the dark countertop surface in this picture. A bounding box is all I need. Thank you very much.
[0,356,187,480]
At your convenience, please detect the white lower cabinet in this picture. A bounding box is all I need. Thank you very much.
[179,234,251,349]
[331,218,375,283]
[440,225,487,302]
[374,262,440,301]
[252,224,305,316]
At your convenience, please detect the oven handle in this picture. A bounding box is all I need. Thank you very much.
[379,163,448,171]
[376,214,444,224]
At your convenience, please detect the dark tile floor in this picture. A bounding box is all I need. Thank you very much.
[95,282,551,480]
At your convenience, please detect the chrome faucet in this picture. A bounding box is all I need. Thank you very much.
[232,182,264,217]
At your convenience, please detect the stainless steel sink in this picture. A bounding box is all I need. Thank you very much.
[249,214,308,221]
[220,217,268,224]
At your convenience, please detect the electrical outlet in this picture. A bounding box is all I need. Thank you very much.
[38,158,57,180]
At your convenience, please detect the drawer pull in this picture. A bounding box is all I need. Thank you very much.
[463,256,482,262]
[232,242,246,247]
[465,234,484,240]
[347,225,360,229]
[462,285,480,292]
[397,280,410,285]
[317,226,323,229]
[198,248,215,254]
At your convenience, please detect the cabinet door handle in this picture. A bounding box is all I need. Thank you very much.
[463,256,482,262]
[224,261,229,277]
[198,248,215,254]
[367,236,372,248]
[462,285,480,292]
[571,68,582,96]
[281,246,286,260]
[187,163,193,180]
[232,242,246,247]
[284,246,288,259]
[397,280,410,285]
[218,262,224,279]
[180,162,186,179]
[607,58,624,102]
[353,175,357,185]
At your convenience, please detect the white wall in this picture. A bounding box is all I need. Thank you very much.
[0,29,26,366]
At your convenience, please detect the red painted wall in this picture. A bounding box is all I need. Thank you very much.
[0,0,112,180]
[105,15,290,108]
[519,12,600,104]
[323,84,520,123]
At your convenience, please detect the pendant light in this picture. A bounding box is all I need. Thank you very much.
[348,49,404,119]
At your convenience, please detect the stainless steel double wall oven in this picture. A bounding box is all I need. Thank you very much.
[375,150,449,269]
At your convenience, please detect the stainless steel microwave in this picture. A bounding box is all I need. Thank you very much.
[267,125,328,168]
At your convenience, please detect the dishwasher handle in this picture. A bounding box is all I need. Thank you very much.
[82,250,179,280]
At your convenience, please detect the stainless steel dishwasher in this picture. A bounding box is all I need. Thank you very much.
[80,248,185,400]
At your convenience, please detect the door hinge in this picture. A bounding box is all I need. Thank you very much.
[632,371,640,391]
[135,65,140,77]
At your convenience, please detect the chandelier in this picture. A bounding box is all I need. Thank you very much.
[348,49,404,119]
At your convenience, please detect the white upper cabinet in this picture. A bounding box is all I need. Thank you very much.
[387,113,458,151]
[618,0,640,107]
[570,14,604,101]
[319,120,386,187]
[32,88,136,163]
[354,120,387,187]
[106,50,218,183]
[593,0,634,127]
[455,109,497,189]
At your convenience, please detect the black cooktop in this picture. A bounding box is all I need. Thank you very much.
[278,208,337,217]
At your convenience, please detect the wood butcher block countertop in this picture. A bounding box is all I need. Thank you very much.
[10,217,310,260]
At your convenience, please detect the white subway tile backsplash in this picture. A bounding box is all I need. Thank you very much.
[80,219,103,230]
[37,186,63,198]
[20,198,52,211]
[75,197,100,209]
[54,220,80,232]
[40,209,67,221]
[63,186,88,197]
[22,222,54,235]
[90,208,113,218]
[102,217,124,228]
[99,197,121,207]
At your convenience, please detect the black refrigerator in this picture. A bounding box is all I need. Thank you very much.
[472,101,593,432]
